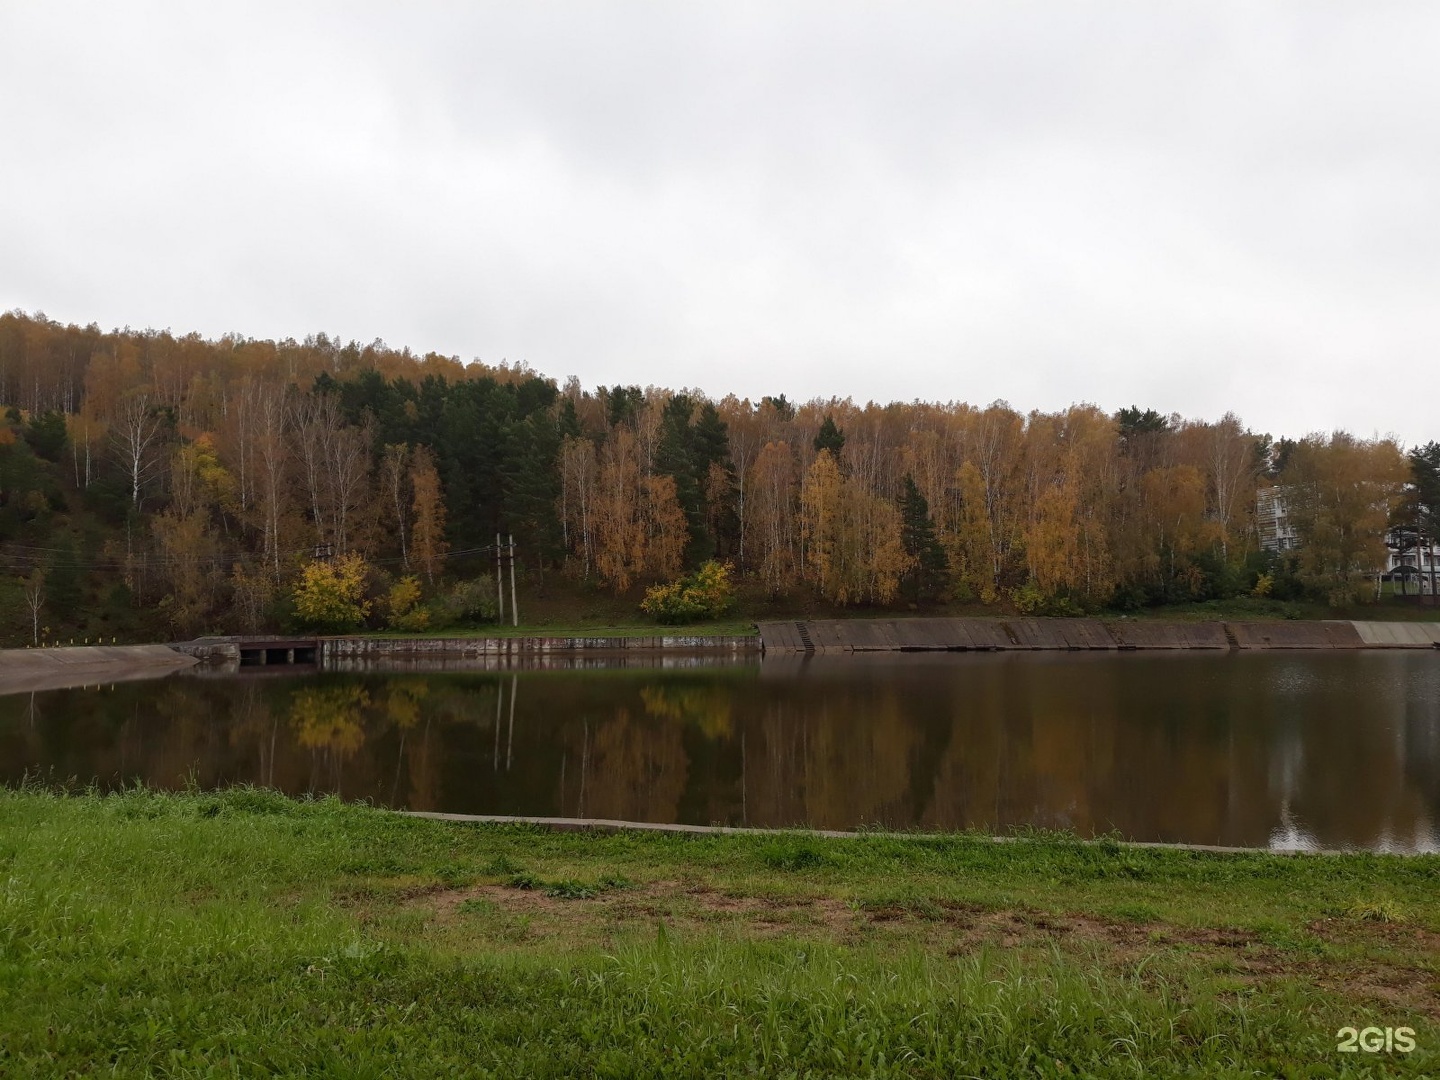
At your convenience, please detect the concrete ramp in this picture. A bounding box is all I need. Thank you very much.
[0,645,197,696]
[1350,622,1440,647]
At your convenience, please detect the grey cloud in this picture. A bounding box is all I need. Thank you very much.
[2,1,1437,443]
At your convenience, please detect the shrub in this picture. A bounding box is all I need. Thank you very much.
[640,561,735,624]
[384,575,430,631]
[1010,582,1083,617]
[431,578,498,628]
[291,553,372,633]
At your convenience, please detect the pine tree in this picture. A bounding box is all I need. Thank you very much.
[813,414,845,458]
[899,475,949,602]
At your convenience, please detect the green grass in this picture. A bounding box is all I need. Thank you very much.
[3,787,1438,1076]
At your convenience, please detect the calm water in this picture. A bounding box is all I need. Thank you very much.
[3,651,1439,852]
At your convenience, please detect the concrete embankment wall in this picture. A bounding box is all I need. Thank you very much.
[321,634,759,672]
[758,618,1440,654]
[0,644,197,695]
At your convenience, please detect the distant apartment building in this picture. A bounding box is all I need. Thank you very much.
[1256,485,1438,594]
[1387,531,1440,595]
[1255,486,1300,553]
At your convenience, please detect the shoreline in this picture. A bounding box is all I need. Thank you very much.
[397,809,1417,857]
[3,616,1437,693]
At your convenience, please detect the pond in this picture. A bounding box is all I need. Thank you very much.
[2,651,1438,852]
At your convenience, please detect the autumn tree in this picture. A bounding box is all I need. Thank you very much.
[112,392,168,509]
[292,552,372,632]
[559,434,598,578]
[1281,433,1408,604]
[747,440,800,595]
[151,436,231,634]
[381,443,411,570]
[801,450,909,604]
[409,444,448,584]
[593,428,687,592]
[23,568,44,644]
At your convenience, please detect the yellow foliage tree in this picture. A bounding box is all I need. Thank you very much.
[292,552,372,632]
[593,428,688,592]
[1281,433,1408,604]
[409,445,448,584]
[384,574,430,631]
[801,451,909,604]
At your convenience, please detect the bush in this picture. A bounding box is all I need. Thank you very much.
[384,575,430,631]
[291,553,372,633]
[430,578,498,629]
[1010,582,1083,617]
[641,561,735,624]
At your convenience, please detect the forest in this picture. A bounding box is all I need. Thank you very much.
[1,309,1436,645]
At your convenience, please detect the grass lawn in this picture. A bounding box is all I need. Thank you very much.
[2,788,1437,1077]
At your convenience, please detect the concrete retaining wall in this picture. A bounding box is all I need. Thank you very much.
[320,635,759,672]
[758,618,1440,654]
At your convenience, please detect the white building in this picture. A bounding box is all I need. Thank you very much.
[1256,485,1438,594]
[1256,486,1300,553]
[1387,531,1440,595]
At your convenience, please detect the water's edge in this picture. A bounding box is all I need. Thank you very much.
[397,810,1394,857]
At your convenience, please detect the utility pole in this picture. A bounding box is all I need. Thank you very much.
[495,534,505,623]
[508,533,519,627]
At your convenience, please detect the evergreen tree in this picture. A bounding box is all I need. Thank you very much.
[762,394,796,421]
[604,385,644,428]
[557,397,581,441]
[813,414,845,457]
[655,394,705,559]
[694,403,740,559]
[45,543,84,622]
[898,475,949,602]
[25,410,68,462]
[1410,442,1440,539]
[652,396,741,566]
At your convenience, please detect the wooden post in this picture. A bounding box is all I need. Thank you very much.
[495,534,505,622]
[509,534,519,627]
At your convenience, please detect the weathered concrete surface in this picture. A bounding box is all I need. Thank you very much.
[0,644,197,695]
[171,638,242,662]
[1108,621,1228,649]
[1228,621,1365,649]
[320,634,758,671]
[758,618,1440,654]
[1350,621,1440,647]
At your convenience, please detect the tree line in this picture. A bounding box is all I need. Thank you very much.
[1,309,1435,641]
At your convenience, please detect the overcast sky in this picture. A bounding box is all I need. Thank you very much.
[2,2,1437,443]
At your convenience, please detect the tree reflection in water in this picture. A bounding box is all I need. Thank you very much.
[1,652,1438,851]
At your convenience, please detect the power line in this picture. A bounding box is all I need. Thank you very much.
[0,542,500,573]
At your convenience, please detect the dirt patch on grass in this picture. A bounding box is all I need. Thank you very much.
[408,879,1440,1018]
[425,879,856,939]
